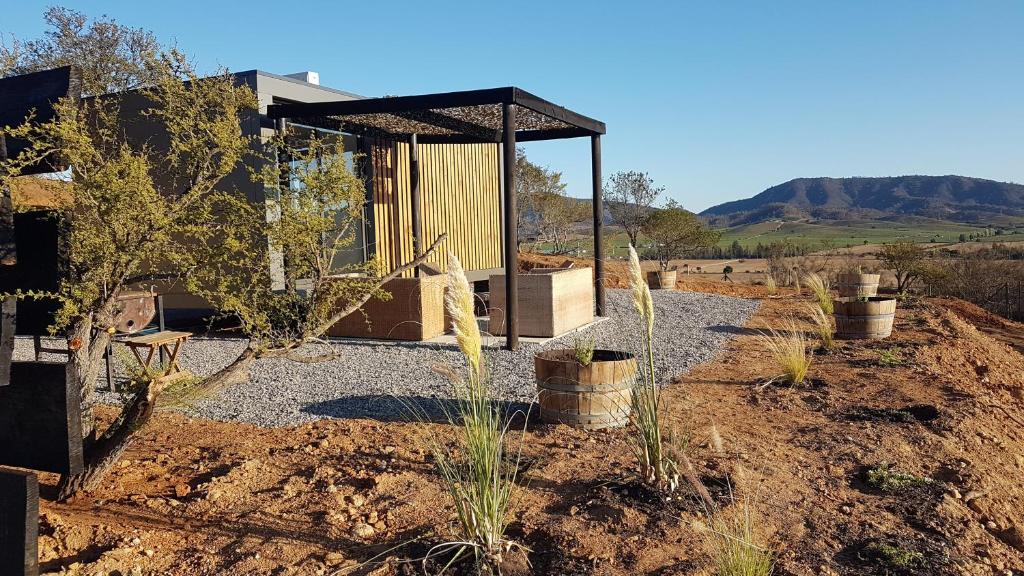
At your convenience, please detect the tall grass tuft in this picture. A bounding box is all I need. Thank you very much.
[803,272,833,315]
[757,318,812,385]
[764,275,778,296]
[807,303,835,351]
[708,497,774,576]
[425,252,525,572]
[626,246,680,493]
[572,332,596,366]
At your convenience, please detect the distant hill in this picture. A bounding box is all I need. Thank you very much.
[700,176,1024,227]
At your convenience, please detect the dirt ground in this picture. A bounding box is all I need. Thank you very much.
[34,276,1024,575]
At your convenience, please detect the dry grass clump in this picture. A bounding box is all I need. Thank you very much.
[626,246,680,493]
[803,272,833,315]
[708,500,774,576]
[806,304,835,351]
[764,275,778,296]
[422,252,526,572]
[757,318,812,385]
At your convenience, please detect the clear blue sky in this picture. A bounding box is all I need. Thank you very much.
[6,1,1023,211]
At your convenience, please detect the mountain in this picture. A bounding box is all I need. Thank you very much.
[700,176,1024,227]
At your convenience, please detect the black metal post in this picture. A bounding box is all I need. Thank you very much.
[591,135,606,317]
[409,133,422,275]
[157,294,165,362]
[502,104,518,350]
[105,342,114,392]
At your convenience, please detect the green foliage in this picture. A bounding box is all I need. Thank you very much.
[0,49,258,337]
[572,333,596,366]
[515,148,582,253]
[606,171,663,246]
[863,541,926,570]
[1,6,162,95]
[642,200,721,271]
[865,462,932,493]
[877,346,905,367]
[880,241,928,293]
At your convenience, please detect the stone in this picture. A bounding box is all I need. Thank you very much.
[349,494,365,508]
[352,523,375,539]
[174,483,191,498]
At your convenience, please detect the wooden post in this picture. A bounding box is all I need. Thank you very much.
[409,133,422,275]
[0,467,38,576]
[502,104,518,350]
[591,135,606,317]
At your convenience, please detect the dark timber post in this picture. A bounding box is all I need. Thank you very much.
[0,467,39,576]
[591,135,606,316]
[409,133,422,276]
[502,103,519,350]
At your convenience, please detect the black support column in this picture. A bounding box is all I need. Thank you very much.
[502,104,518,350]
[409,134,422,275]
[591,134,606,316]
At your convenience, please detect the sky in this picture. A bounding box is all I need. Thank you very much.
[4,1,1024,211]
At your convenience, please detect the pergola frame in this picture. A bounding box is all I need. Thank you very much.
[267,86,607,350]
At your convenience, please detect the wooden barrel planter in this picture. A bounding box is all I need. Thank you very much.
[646,270,677,290]
[836,273,880,298]
[534,349,637,430]
[834,297,897,340]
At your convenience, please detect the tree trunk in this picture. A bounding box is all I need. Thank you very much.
[56,378,159,501]
[198,346,257,393]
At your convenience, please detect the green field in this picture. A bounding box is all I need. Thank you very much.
[716,218,1024,250]
[531,218,1024,258]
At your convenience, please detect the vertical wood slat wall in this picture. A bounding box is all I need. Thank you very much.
[369,141,502,276]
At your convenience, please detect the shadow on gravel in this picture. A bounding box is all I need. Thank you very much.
[300,394,534,424]
[707,324,761,336]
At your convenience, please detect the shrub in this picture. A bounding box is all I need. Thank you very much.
[424,253,525,571]
[757,318,812,385]
[803,272,833,315]
[865,462,932,493]
[877,346,904,367]
[709,500,774,576]
[626,245,680,493]
[807,304,835,351]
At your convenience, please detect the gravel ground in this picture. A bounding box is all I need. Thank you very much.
[17,289,759,427]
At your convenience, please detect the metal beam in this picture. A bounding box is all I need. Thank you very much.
[502,104,519,351]
[268,87,517,119]
[512,88,606,135]
[591,135,606,317]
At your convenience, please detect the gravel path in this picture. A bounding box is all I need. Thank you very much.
[17,289,758,427]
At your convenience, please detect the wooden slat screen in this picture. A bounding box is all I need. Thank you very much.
[370,141,502,276]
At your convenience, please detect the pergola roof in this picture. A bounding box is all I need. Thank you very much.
[266,86,605,144]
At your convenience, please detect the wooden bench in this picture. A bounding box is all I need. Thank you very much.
[122,330,192,383]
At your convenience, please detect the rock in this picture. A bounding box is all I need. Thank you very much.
[352,523,375,539]
[840,505,852,515]
[367,511,378,524]
[373,521,387,531]
[569,505,579,516]
[325,552,345,566]
[143,549,155,557]
[173,483,191,498]
[349,494,366,508]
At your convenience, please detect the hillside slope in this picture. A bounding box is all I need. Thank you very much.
[702,176,1024,226]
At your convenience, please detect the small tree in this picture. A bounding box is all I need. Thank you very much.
[514,148,565,251]
[533,190,587,254]
[880,241,927,293]
[606,170,663,246]
[640,201,720,271]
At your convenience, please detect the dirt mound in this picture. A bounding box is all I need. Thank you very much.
[35,291,1024,575]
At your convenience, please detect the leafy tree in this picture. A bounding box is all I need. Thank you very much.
[880,241,928,292]
[197,133,445,390]
[1,6,162,95]
[640,200,719,271]
[514,148,566,251]
[606,170,663,246]
[1,49,259,498]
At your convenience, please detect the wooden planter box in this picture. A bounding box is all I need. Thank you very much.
[328,276,448,341]
[489,267,594,338]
